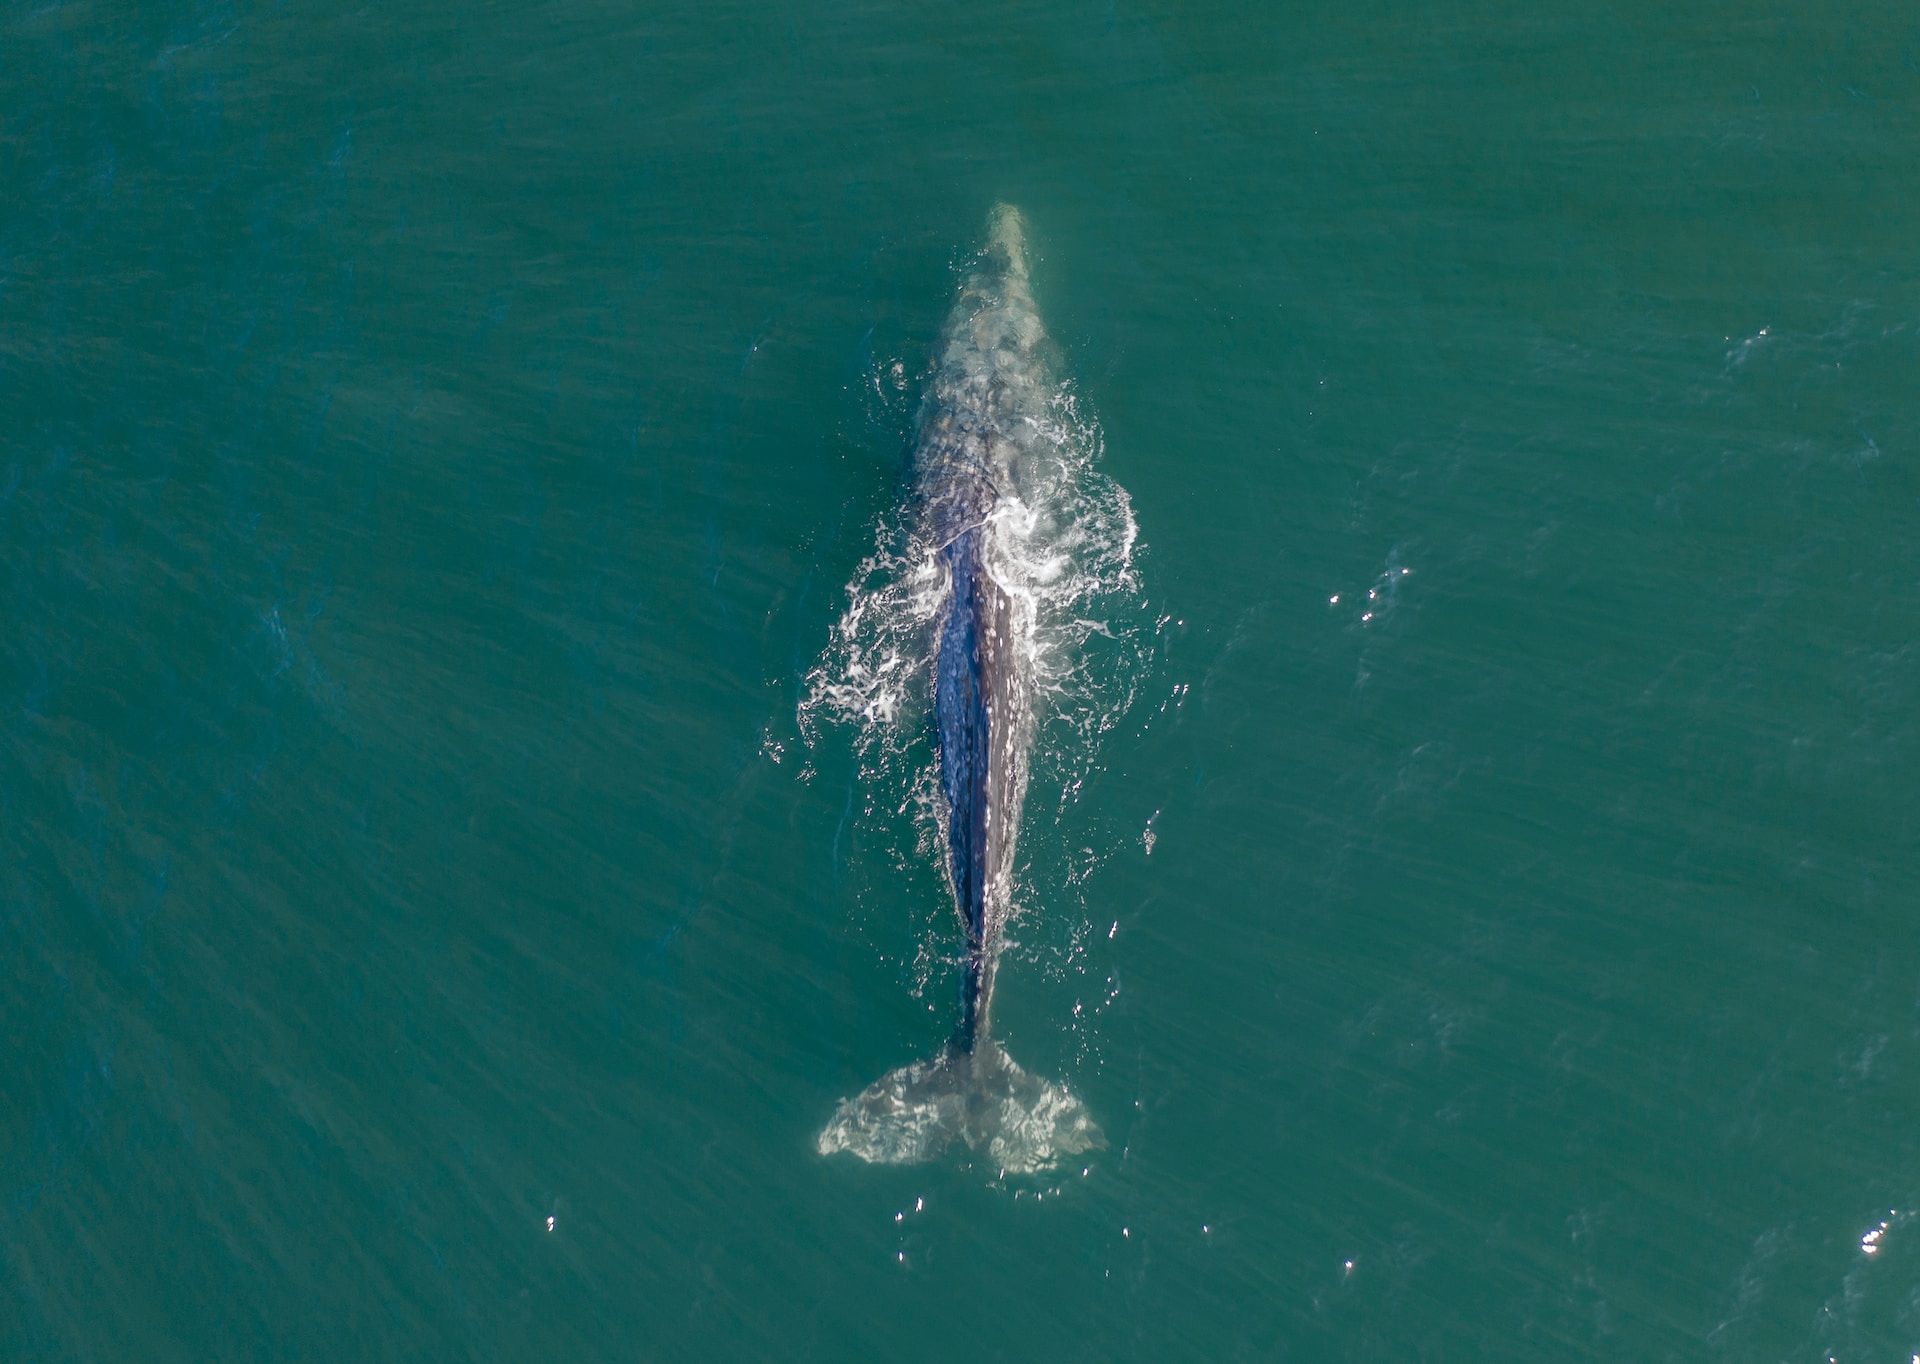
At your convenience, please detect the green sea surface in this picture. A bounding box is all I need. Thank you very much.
[5,1,1919,1358]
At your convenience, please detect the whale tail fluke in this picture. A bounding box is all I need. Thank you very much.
[817,1039,1102,1175]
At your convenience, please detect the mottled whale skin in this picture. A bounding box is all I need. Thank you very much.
[926,351,1023,1049]
[818,207,1102,1174]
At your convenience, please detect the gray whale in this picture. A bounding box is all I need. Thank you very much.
[818,207,1103,1174]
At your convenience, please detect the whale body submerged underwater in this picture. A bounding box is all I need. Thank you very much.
[817,207,1105,1174]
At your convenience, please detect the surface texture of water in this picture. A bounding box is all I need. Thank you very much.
[5,1,1919,1359]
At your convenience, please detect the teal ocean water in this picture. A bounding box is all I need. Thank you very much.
[6,1,1919,1358]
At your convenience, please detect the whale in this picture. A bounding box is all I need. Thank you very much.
[818,207,1104,1174]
